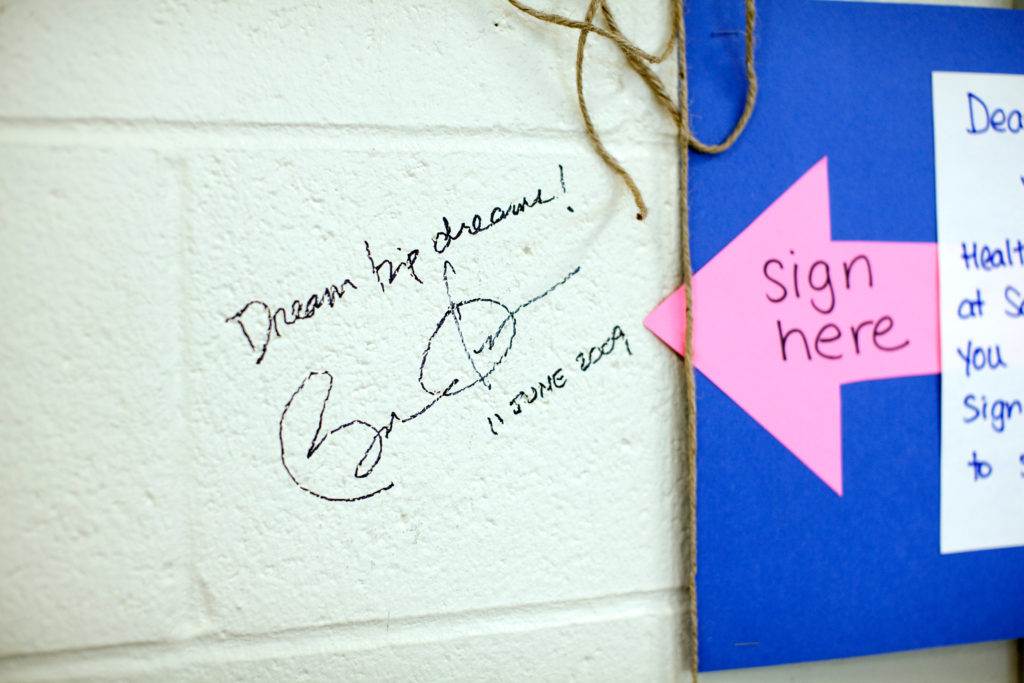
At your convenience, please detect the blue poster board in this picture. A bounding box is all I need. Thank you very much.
[685,0,1024,671]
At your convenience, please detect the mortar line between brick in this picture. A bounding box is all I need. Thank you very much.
[0,116,678,150]
[0,588,683,678]
[169,153,220,639]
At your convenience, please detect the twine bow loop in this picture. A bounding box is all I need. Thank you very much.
[507,0,757,220]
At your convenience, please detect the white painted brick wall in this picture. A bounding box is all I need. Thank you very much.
[0,1,1016,681]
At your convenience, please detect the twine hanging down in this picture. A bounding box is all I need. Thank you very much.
[506,1,758,679]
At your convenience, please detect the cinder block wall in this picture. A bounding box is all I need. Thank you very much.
[0,1,1015,681]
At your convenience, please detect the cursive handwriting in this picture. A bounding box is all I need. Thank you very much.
[226,168,572,364]
[226,277,359,365]
[364,241,424,293]
[432,187,557,255]
[278,260,581,501]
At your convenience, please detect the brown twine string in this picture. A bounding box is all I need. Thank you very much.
[506,2,758,680]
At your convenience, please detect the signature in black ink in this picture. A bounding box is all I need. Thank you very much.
[278,261,581,501]
[226,277,359,364]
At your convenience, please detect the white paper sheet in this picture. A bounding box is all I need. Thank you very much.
[934,71,1024,554]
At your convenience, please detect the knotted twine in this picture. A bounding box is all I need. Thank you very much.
[506,1,758,679]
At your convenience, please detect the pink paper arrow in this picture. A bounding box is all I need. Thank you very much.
[645,157,939,495]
